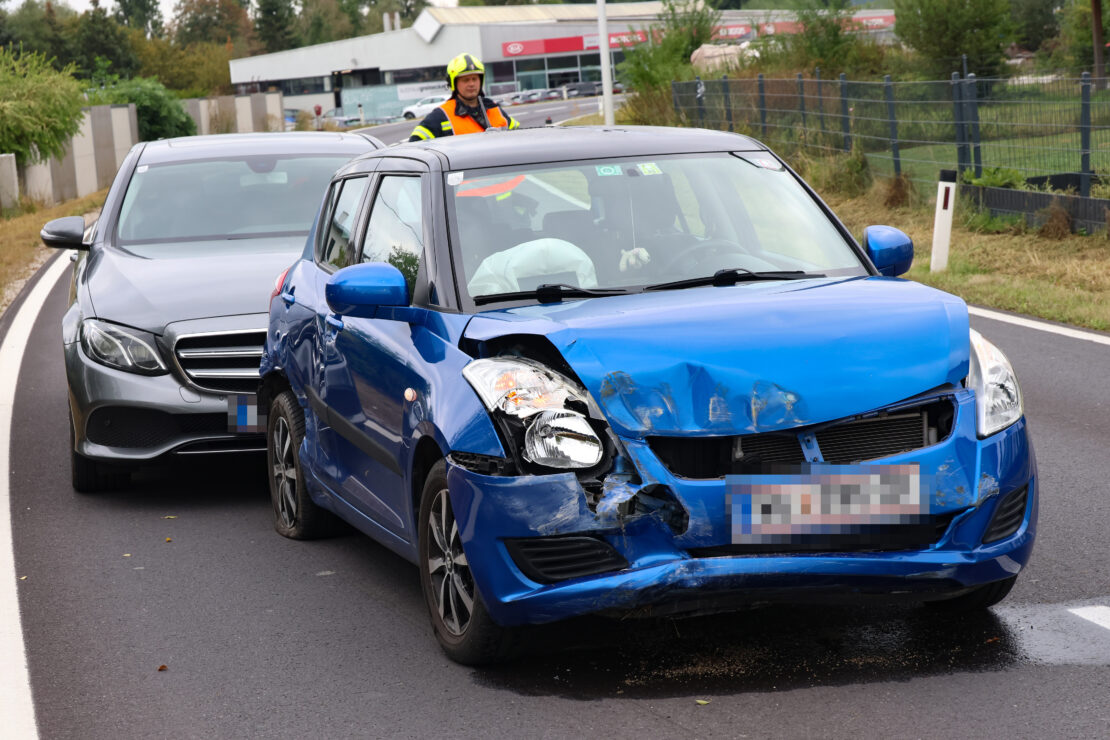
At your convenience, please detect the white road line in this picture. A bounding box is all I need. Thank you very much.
[969,306,1110,347]
[1068,605,1110,631]
[0,253,68,740]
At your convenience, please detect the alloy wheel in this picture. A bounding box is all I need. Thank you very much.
[426,488,474,636]
[271,415,297,529]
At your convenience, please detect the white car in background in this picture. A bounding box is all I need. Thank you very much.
[402,93,451,120]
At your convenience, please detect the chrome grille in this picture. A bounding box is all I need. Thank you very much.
[174,330,266,394]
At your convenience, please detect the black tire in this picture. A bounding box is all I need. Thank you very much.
[267,390,340,539]
[403,112,415,120]
[418,460,520,665]
[926,576,1017,612]
[70,412,129,493]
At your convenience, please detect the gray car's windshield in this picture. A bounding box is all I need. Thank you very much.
[116,155,353,246]
[447,153,868,301]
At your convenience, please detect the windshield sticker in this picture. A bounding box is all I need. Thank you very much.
[737,154,786,171]
[447,172,464,186]
[636,162,663,176]
[595,164,622,177]
[136,165,148,174]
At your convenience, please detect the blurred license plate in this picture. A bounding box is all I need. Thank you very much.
[227,394,265,433]
[727,464,924,544]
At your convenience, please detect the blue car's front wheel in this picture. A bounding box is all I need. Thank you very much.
[418,460,522,664]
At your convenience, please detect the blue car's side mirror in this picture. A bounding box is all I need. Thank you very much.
[325,262,408,318]
[863,225,914,277]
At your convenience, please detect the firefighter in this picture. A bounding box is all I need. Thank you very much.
[409,53,520,142]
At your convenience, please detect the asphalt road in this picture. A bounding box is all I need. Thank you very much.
[6,255,1110,734]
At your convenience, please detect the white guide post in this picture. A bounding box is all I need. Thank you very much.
[597,0,615,126]
[931,169,957,272]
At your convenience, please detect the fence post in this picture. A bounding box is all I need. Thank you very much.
[966,73,982,179]
[839,73,850,152]
[883,74,900,176]
[1080,71,1092,198]
[796,73,807,138]
[951,72,968,176]
[671,80,680,119]
[816,67,826,134]
[695,75,706,128]
[758,73,767,139]
[722,75,733,132]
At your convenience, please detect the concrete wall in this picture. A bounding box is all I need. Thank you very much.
[0,153,17,210]
[8,104,138,208]
[183,91,283,135]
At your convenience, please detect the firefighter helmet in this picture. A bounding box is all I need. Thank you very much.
[446,53,485,92]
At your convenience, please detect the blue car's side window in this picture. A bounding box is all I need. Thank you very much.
[360,175,424,298]
[318,176,370,271]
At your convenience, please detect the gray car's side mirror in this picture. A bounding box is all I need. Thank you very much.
[326,262,409,319]
[40,216,89,250]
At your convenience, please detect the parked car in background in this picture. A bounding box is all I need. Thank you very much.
[283,108,299,131]
[321,107,361,128]
[260,126,1037,665]
[567,81,603,97]
[402,93,451,120]
[41,132,382,492]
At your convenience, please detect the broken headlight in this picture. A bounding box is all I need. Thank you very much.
[463,358,603,469]
[967,329,1023,437]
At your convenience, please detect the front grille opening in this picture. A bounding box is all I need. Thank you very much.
[982,485,1029,543]
[85,408,227,449]
[174,330,267,393]
[688,511,961,556]
[647,397,956,479]
[504,536,629,584]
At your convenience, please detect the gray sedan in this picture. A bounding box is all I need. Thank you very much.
[40,132,382,491]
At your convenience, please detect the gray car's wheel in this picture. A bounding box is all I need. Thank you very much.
[418,460,521,664]
[403,111,415,120]
[267,390,339,539]
[926,576,1017,612]
[69,411,128,493]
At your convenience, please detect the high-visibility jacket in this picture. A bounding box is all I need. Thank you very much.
[410,97,520,142]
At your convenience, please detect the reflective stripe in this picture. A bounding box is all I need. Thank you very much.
[411,125,433,140]
[507,117,520,130]
[441,120,453,131]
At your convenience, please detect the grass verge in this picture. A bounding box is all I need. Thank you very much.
[826,184,1110,332]
[0,189,107,316]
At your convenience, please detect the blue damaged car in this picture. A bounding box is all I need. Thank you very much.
[259,127,1036,664]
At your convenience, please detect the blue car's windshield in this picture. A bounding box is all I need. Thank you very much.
[116,155,353,247]
[446,153,868,301]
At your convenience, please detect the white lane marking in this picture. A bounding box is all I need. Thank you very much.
[969,306,1110,347]
[1069,605,1110,631]
[0,253,68,740]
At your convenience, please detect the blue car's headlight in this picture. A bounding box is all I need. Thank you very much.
[463,358,603,469]
[967,329,1022,437]
[80,319,167,375]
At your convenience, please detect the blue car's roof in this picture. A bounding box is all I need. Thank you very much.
[138,132,381,165]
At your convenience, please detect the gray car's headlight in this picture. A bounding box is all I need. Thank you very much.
[463,358,603,469]
[967,329,1022,437]
[80,319,167,375]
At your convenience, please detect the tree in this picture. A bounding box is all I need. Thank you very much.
[71,0,139,78]
[87,76,197,140]
[131,33,233,94]
[1093,0,1106,83]
[893,0,1012,78]
[254,0,297,52]
[1010,0,1058,52]
[0,45,84,165]
[115,0,164,38]
[171,0,252,49]
[297,0,352,46]
[4,0,75,70]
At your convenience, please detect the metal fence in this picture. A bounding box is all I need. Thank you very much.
[672,72,1107,196]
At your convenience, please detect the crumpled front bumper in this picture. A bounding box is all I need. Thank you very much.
[446,413,1037,627]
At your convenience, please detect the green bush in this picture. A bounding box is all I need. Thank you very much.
[88,76,195,141]
[0,46,85,165]
[961,167,1025,189]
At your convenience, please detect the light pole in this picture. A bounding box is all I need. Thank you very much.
[597,0,615,125]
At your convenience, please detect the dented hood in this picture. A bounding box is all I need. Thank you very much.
[463,277,970,438]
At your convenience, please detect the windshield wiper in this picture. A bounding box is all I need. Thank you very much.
[473,283,630,306]
[644,268,824,292]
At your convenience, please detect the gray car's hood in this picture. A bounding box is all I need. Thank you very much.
[87,238,305,334]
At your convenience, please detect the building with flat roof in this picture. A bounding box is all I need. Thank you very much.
[229,3,894,121]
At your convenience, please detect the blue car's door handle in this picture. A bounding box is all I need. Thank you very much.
[281,289,296,306]
[325,314,344,331]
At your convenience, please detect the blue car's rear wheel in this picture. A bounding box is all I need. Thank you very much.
[267,390,338,539]
[418,460,521,664]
